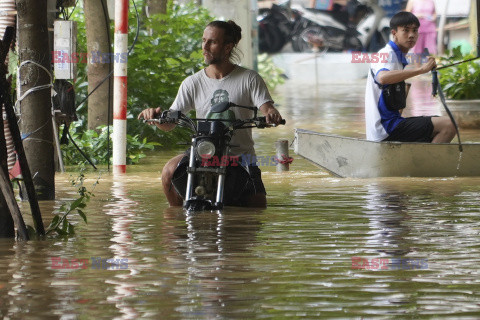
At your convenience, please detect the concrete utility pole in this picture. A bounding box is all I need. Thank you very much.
[17,0,55,200]
[113,0,128,174]
[84,0,112,130]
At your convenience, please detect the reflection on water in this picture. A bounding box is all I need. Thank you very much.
[104,177,140,319]
[363,184,413,257]
[2,78,480,318]
[161,207,264,319]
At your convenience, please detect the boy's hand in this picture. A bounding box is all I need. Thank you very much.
[420,56,437,73]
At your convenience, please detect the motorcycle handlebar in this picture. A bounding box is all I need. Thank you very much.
[255,117,286,128]
[141,110,181,124]
[142,118,175,124]
[141,111,286,128]
[269,119,286,126]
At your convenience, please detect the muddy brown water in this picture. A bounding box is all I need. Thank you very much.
[3,77,480,319]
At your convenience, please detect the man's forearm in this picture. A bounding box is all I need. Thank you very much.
[156,123,176,131]
[259,103,275,115]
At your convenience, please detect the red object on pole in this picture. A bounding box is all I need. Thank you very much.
[113,0,129,174]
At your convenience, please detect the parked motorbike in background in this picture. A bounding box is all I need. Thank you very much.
[144,102,285,211]
[257,0,302,53]
[290,0,390,53]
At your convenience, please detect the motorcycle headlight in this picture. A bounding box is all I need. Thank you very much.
[196,141,216,159]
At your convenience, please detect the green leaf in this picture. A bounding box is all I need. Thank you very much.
[47,215,61,232]
[438,46,480,100]
[61,218,69,233]
[70,197,84,210]
[56,228,67,236]
[77,209,87,223]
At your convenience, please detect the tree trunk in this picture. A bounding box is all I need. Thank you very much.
[84,0,112,130]
[146,0,168,16]
[17,0,55,200]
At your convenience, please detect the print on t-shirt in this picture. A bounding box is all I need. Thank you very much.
[210,89,229,106]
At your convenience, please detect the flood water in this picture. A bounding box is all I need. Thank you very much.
[3,76,480,319]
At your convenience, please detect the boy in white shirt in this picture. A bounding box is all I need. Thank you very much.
[365,11,455,143]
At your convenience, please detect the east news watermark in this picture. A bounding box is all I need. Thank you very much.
[51,257,128,270]
[352,256,428,270]
[350,52,430,64]
[52,51,128,64]
[52,51,431,65]
[200,154,293,167]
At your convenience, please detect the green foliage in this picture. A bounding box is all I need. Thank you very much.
[66,0,211,160]
[128,1,210,111]
[257,53,286,91]
[45,170,97,237]
[438,46,480,100]
[127,1,213,145]
[61,123,160,166]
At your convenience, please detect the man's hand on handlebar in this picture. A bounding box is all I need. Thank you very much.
[259,102,284,126]
[138,107,177,131]
[266,108,283,125]
[137,106,162,122]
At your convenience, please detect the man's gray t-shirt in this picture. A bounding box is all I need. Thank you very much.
[170,65,273,157]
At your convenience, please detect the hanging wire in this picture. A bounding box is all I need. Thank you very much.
[67,130,97,169]
[21,119,51,141]
[15,60,53,113]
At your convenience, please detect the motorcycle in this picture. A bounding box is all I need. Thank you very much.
[144,102,285,211]
[257,0,302,53]
[290,0,390,53]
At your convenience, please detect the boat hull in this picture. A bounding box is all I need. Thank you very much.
[294,129,480,178]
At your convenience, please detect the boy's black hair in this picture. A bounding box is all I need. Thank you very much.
[390,11,420,30]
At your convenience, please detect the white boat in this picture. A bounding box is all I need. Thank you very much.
[294,129,480,178]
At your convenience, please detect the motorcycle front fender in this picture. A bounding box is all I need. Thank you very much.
[171,155,253,209]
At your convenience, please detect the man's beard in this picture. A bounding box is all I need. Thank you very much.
[204,56,222,65]
[205,57,221,65]
[204,51,226,65]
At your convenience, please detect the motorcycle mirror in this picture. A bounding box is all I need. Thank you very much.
[210,101,231,113]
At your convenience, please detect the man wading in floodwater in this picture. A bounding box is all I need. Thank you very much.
[365,11,456,143]
[138,20,283,208]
